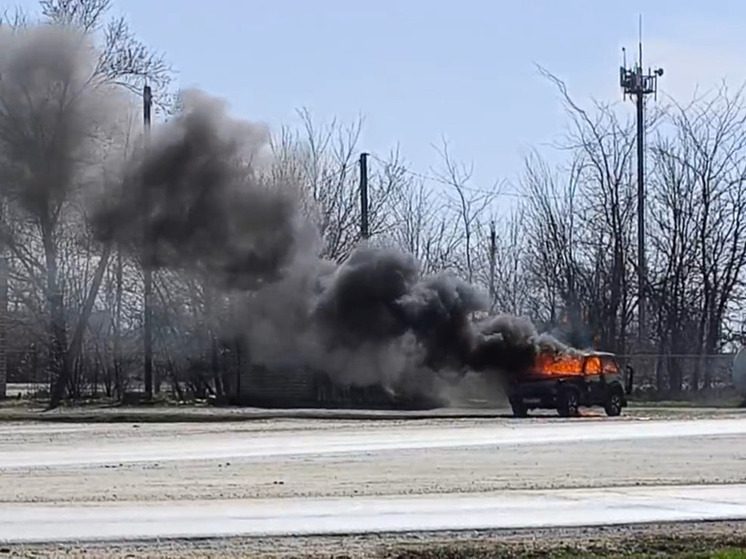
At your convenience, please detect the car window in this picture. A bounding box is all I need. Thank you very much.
[602,358,620,374]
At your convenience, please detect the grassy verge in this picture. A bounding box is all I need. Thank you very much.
[628,398,745,409]
[6,524,746,558]
[384,544,746,558]
[378,523,746,559]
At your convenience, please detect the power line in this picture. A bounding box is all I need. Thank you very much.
[367,152,533,199]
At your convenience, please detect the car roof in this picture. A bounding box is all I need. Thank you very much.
[580,351,616,357]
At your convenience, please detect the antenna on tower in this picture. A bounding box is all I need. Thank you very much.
[621,47,627,100]
[619,16,664,353]
[638,13,643,69]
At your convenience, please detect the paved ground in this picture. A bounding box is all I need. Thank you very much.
[1,411,746,552]
[3,484,746,543]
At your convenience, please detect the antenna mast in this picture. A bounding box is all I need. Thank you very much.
[619,16,663,352]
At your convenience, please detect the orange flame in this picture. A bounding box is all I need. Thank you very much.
[532,352,602,377]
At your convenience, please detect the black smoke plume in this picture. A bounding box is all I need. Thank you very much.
[88,86,575,395]
[0,22,584,408]
[93,90,306,290]
[398,273,487,371]
[469,315,571,376]
[313,247,418,345]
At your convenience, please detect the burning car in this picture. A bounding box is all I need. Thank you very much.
[507,350,632,418]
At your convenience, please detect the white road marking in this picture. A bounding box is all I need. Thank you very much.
[1,418,745,468]
[2,484,746,543]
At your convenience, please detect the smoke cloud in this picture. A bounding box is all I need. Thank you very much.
[0,26,122,218]
[92,85,574,397]
[470,315,573,377]
[93,90,311,290]
[2,23,579,404]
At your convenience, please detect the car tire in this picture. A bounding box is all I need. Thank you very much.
[510,398,528,418]
[557,386,580,418]
[605,387,623,417]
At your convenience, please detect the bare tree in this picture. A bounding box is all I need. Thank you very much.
[522,152,584,332]
[270,111,411,263]
[537,68,639,352]
[653,85,746,389]
[489,206,530,316]
[0,1,170,407]
[433,138,496,284]
[648,132,701,392]
[42,0,171,94]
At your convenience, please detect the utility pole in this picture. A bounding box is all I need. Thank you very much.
[489,221,496,309]
[143,84,154,399]
[619,18,663,351]
[0,257,6,400]
[359,152,369,239]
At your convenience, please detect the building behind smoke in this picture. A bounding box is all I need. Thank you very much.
[236,364,445,409]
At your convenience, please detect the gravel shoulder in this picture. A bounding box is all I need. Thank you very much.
[6,521,746,558]
[2,433,745,503]
[2,416,746,503]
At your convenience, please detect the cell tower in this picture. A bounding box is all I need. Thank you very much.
[619,17,663,350]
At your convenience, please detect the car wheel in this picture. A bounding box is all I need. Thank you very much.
[605,389,623,417]
[510,398,528,418]
[557,387,580,418]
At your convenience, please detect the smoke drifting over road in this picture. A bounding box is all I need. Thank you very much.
[3,24,571,399]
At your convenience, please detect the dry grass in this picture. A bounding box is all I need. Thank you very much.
[5,522,746,558]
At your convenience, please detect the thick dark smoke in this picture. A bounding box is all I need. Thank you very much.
[4,24,579,402]
[470,315,572,376]
[313,247,418,345]
[304,248,491,389]
[93,90,308,289]
[91,85,575,395]
[399,273,488,371]
[312,247,488,366]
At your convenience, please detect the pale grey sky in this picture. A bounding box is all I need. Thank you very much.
[11,0,746,194]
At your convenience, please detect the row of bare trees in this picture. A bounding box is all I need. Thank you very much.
[2,1,745,404]
[0,0,171,406]
[498,78,746,394]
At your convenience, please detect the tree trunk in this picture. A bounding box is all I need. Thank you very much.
[113,247,123,399]
[44,224,70,409]
[66,244,113,370]
[211,335,223,397]
[49,243,112,409]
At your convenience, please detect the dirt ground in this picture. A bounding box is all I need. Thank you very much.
[1,413,746,503]
[6,521,746,558]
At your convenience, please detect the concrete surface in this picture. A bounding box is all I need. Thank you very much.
[2,415,746,543]
[2,417,746,468]
[3,484,746,543]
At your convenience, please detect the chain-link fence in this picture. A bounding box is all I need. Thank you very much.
[3,347,743,404]
[3,348,145,400]
[618,353,739,401]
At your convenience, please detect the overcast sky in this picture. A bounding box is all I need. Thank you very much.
[11,0,746,195]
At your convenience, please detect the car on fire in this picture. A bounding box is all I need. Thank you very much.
[507,351,632,418]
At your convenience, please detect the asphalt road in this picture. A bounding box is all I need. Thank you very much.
[2,415,746,543]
